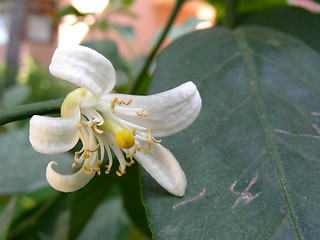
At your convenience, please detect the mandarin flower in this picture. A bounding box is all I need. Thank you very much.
[29,45,201,196]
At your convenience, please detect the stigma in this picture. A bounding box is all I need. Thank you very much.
[115,129,135,149]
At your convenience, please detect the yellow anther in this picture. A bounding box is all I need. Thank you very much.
[93,123,104,134]
[110,97,132,113]
[105,166,111,174]
[78,121,104,135]
[83,165,94,175]
[137,107,148,117]
[85,144,100,153]
[132,128,137,136]
[115,129,135,149]
[116,166,125,176]
[82,162,101,175]
[126,145,141,160]
[144,128,161,154]
[73,145,99,168]
[110,98,118,113]
[126,159,135,167]
[74,151,82,162]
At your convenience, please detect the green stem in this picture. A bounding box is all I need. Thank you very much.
[223,0,236,29]
[0,98,63,125]
[130,0,185,94]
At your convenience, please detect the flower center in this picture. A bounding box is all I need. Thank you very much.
[101,116,135,149]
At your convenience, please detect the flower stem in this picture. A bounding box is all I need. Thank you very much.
[223,0,236,29]
[130,0,185,94]
[0,98,63,125]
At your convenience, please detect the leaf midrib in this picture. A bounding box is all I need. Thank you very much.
[235,29,302,240]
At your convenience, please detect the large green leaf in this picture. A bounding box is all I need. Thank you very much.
[142,26,320,239]
[237,6,320,53]
[0,129,74,194]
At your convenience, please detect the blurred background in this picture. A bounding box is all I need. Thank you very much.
[0,0,219,107]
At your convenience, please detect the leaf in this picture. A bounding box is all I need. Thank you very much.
[237,6,320,53]
[77,185,150,240]
[68,167,117,240]
[118,163,151,236]
[0,197,16,240]
[0,129,74,194]
[143,26,320,239]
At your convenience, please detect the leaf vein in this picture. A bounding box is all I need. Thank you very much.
[235,30,303,240]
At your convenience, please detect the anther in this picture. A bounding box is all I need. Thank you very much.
[111,97,132,113]
[77,120,103,134]
[82,162,101,175]
[144,128,161,154]
[105,165,111,174]
[126,145,141,160]
[137,107,148,117]
[116,166,126,176]
[126,159,135,167]
[132,128,137,136]
[93,123,103,134]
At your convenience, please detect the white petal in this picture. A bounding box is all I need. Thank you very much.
[97,82,202,137]
[134,143,187,196]
[49,45,116,97]
[46,156,96,192]
[29,115,79,154]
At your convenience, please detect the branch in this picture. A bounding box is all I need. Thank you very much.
[130,0,186,94]
[0,99,63,125]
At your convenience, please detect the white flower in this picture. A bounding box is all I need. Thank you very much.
[29,45,201,196]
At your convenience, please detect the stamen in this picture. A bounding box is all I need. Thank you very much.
[144,128,161,154]
[82,161,102,175]
[137,107,148,117]
[111,97,132,113]
[126,145,141,160]
[72,145,99,168]
[116,166,126,176]
[105,165,111,174]
[126,159,135,167]
[85,144,100,153]
[78,120,104,134]
[93,124,104,134]
[132,128,137,136]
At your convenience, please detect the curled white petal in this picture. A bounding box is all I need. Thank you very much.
[49,45,116,97]
[29,115,79,154]
[134,143,187,196]
[98,81,202,137]
[46,159,95,192]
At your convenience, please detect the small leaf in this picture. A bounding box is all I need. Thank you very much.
[0,197,16,240]
[143,26,320,239]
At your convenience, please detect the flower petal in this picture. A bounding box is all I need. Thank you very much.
[29,115,79,154]
[46,158,96,192]
[49,45,116,97]
[46,131,99,192]
[97,81,202,137]
[134,143,187,196]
